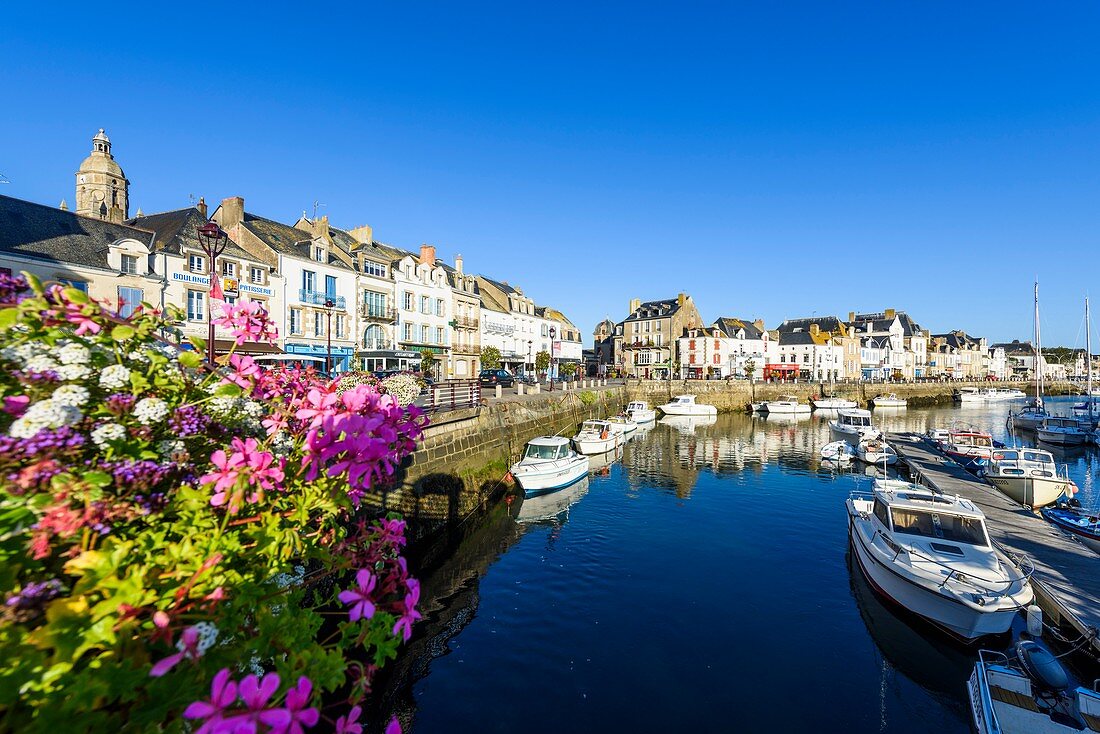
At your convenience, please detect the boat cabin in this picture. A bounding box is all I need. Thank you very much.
[949,432,993,449]
[626,401,649,411]
[989,448,1056,476]
[870,489,990,548]
[1043,417,1084,430]
[669,395,697,405]
[837,409,873,428]
[522,437,573,461]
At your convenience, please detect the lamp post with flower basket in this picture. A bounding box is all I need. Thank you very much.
[195,221,229,366]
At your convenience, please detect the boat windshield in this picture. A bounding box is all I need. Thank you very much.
[845,415,871,426]
[1022,451,1052,464]
[890,508,988,546]
[524,443,562,460]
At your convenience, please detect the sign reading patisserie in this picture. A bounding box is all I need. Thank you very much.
[172,272,272,296]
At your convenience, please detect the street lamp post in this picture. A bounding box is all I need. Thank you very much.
[195,221,229,366]
[324,299,334,376]
[549,326,556,391]
[527,340,533,377]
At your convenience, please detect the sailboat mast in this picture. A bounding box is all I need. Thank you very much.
[1087,296,1093,419]
[1035,281,1043,401]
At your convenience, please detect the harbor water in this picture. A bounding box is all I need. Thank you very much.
[384,396,1100,732]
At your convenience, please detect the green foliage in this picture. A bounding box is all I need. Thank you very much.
[559,362,577,378]
[480,345,501,370]
[535,350,550,372]
[578,390,597,405]
[420,348,435,373]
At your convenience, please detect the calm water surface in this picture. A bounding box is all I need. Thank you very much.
[389,396,1100,733]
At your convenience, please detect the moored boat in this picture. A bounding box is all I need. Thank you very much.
[968,643,1100,733]
[763,394,812,414]
[510,436,591,496]
[856,438,897,465]
[846,484,1034,641]
[624,400,656,423]
[984,448,1076,509]
[943,429,995,473]
[606,415,639,434]
[872,393,907,408]
[829,408,878,445]
[657,394,717,416]
[821,440,856,463]
[813,395,858,410]
[1041,504,1100,555]
[1036,416,1090,446]
[571,419,625,455]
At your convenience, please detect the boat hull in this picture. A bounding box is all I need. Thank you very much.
[1041,508,1100,555]
[1036,428,1088,446]
[626,409,656,423]
[764,403,811,414]
[813,398,858,409]
[848,516,1020,640]
[659,405,717,416]
[987,476,1072,509]
[571,433,624,455]
[511,458,591,497]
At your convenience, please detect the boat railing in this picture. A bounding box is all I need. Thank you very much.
[889,533,1036,595]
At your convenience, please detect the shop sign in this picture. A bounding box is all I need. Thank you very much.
[172,272,209,285]
[222,277,239,294]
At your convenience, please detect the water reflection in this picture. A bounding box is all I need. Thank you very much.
[516,477,589,524]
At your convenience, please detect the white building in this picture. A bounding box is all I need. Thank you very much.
[392,245,452,379]
[774,326,844,381]
[679,317,770,379]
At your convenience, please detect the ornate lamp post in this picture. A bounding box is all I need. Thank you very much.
[527,339,532,376]
[548,326,557,391]
[195,221,229,366]
[324,298,335,375]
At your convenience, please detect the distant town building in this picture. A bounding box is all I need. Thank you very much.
[614,294,702,379]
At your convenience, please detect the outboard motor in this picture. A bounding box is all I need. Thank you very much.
[1015,640,1070,693]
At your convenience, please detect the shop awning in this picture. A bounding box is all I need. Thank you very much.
[207,339,284,355]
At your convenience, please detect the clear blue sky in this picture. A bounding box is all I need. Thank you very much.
[4,2,1100,347]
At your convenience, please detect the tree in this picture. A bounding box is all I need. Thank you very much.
[560,362,577,379]
[419,349,435,376]
[743,359,756,379]
[481,345,501,370]
[535,350,550,374]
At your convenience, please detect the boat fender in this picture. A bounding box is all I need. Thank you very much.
[1015,640,1069,693]
[600,429,609,440]
[1026,605,1043,637]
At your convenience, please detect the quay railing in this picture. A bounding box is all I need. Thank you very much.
[426,380,481,413]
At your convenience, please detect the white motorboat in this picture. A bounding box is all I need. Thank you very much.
[624,400,656,424]
[847,484,1034,641]
[606,415,639,434]
[516,476,590,523]
[994,388,1027,400]
[657,394,717,417]
[1009,403,1049,432]
[829,408,878,445]
[943,429,996,473]
[510,436,591,497]
[821,440,856,463]
[749,401,767,412]
[763,394,812,414]
[927,428,951,446]
[1036,416,1089,446]
[985,448,1077,509]
[659,414,717,433]
[872,393,907,408]
[956,387,987,404]
[958,388,1029,404]
[968,644,1100,734]
[571,419,626,454]
[856,438,897,466]
[813,396,858,410]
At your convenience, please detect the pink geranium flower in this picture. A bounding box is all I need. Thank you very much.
[231,671,289,731]
[338,569,377,622]
[184,668,238,734]
[213,300,279,346]
[392,578,422,642]
[149,625,202,677]
[200,437,284,510]
[386,717,402,734]
[271,676,319,734]
[334,705,363,734]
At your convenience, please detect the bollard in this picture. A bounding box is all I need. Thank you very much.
[495,385,502,399]
[533,383,540,395]
[517,383,524,396]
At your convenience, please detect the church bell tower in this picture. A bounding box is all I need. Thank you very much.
[75,129,129,223]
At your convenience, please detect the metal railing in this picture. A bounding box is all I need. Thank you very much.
[426,380,481,412]
[360,305,396,321]
[299,290,346,309]
[454,315,480,329]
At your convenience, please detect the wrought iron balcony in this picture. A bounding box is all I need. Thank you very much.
[299,290,346,309]
[453,342,481,355]
[360,305,397,321]
[453,315,480,330]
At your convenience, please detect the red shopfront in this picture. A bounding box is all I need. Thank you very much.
[763,363,799,381]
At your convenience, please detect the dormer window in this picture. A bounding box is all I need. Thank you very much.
[313,246,326,263]
[120,254,138,275]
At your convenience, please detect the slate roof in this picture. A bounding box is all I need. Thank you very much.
[932,331,983,350]
[241,213,355,272]
[128,207,255,260]
[0,194,155,270]
[776,316,844,334]
[623,298,681,322]
[474,276,511,313]
[848,311,924,336]
[440,262,480,294]
[992,340,1035,355]
[713,317,763,340]
[778,331,821,346]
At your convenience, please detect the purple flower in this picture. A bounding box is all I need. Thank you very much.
[334,705,362,734]
[149,625,201,677]
[392,578,422,642]
[270,676,318,734]
[338,569,377,622]
[376,518,407,548]
[386,717,402,734]
[0,273,29,304]
[104,393,136,415]
[170,404,211,437]
[5,579,63,610]
[184,668,238,734]
[100,459,176,493]
[233,672,289,730]
[0,427,85,462]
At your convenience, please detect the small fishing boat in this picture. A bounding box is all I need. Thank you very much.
[943,429,996,473]
[856,438,897,466]
[1036,416,1090,446]
[606,415,639,434]
[1009,401,1049,432]
[1041,504,1100,555]
[624,400,656,424]
[985,448,1076,509]
[763,394,812,414]
[821,440,856,463]
[657,394,717,417]
[813,395,858,410]
[829,408,878,445]
[847,483,1034,641]
[571,419,625,455]
[510,436,591,496]
[749,401,767,412]
[968,643,1100,733]
[872,393,907,408]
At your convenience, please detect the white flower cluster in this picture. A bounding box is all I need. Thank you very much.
[56,364,92,381]
[206,396,265,436]
[9,399,83,438]
[128,350,150,364]
[26,355,59,374]
[0,343,38,363]
[91,422,127,447]
[157,439,187,460]
[270,430,294,458]
[270,564,306,589]
[182,621,220,655]
[52,385,90,407]
[57,342,91,366]
[382,373,421,407]
[99,365,133,390]
[133,397,168,425]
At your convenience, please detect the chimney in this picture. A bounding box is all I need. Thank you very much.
[678,292,686,307]
[810,323,820,336]
[318,214,330,240]
[753,318,765,331]
[848,311,855,323]
[217,196,245,229]
[629,298,641,313]
[196,197,208,218]
[455,254,463,274]
[419,244,436,266]
[885,308,896,319]
[348,224,373,245]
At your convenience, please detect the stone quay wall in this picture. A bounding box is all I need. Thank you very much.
[362,386,627,543]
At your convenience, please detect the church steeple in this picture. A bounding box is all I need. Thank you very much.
[75,128,129,223]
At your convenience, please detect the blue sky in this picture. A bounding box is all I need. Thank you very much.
[4,2,1100,346]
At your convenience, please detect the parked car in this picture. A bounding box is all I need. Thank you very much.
[479,369,515,387]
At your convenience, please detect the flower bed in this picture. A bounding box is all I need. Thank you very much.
[0,274,426,732]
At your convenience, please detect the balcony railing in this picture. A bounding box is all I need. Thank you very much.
[453,343,481,355]
[454,315,480,329]
[299,290,346,309]
[361,305,397,321]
